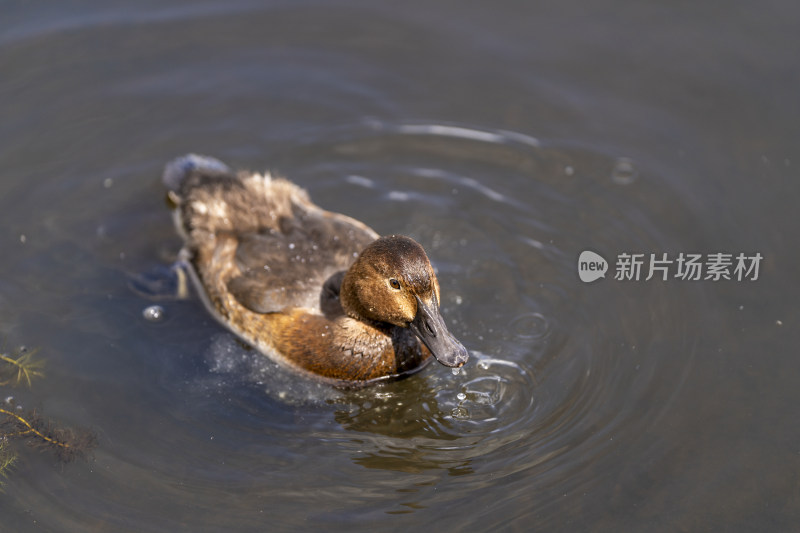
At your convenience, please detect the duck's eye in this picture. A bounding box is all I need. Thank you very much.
[389,278,401,290]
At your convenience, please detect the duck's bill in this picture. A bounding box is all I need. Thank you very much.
[410,295,469,368]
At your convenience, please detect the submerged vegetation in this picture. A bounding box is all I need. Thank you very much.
[0,348,45,387]
[0,347,96,491]
[0,439,15,488]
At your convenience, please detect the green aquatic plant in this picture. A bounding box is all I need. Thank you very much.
[0,438,16,491]
[0,403,97,463]
[0,347,96,490]
[0,348,45,387]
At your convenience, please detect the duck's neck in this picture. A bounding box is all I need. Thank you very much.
[339,268,369,323]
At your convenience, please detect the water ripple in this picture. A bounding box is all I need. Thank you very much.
[82,119,701,529]
[259,120,702,496]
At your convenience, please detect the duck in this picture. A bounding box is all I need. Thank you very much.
[162,154,469,385]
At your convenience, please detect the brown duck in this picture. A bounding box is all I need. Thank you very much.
[163,154,469,385]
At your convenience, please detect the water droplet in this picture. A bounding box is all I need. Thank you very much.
[564,165,575,176]
[456,392,466,401]
[103,178,113,188]
[451,367,461,376]
[288,243,295,250]
[142,305,165,322]
[612,157,638,185]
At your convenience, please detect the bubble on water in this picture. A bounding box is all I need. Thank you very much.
[451,367,462,376]
[451,406,470,419]
[456,392,467,401]
[510,312,550,339]
[612,157,638,185]
[142,305,165,322]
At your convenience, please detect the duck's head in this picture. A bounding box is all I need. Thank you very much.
[340,235,469,368]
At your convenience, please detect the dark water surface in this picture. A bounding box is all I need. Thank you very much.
[2,1,799,531]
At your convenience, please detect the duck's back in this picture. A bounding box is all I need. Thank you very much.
[165,157,378,316]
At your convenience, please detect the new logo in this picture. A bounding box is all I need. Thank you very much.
[578,251,608,283]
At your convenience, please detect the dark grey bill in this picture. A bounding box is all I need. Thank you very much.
[410,295,469,368]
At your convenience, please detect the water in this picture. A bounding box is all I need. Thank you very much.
[1,1,799,531]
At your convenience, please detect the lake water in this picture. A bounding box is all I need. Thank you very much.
[1,1,798,531]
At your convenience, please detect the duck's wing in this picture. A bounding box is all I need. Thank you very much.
[227,204,377,314]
